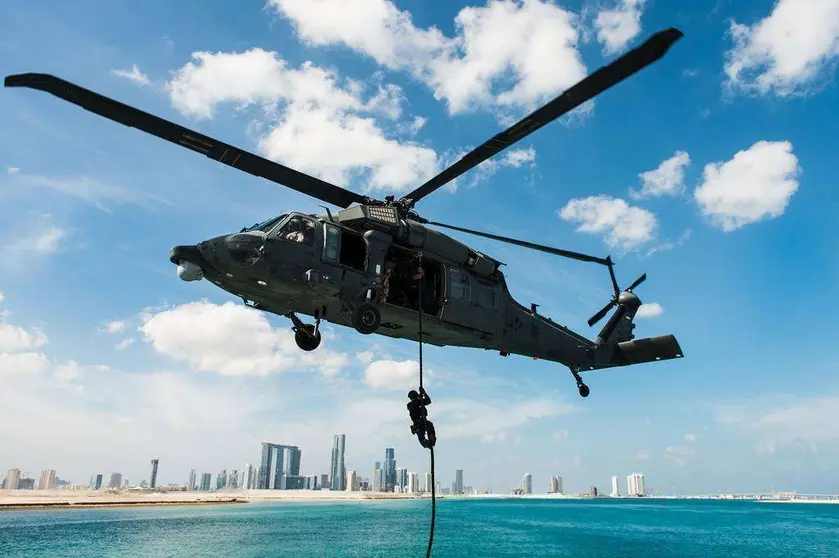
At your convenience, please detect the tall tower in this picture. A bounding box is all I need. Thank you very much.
[611,476,620,497]
[188,468,197,491]
[522,473,532,494]
[455,469,463,495]
[330,434,346,491]
[149,459,159,489]
[384,448,396,492]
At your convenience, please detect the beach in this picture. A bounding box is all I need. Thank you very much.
[0,489,437,510]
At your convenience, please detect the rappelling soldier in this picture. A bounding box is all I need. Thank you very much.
[407,386,436,448]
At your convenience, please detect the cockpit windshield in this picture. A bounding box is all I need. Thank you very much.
[243,213,287,233]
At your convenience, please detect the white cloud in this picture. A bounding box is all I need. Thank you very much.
[355,350,374,364]
[645,228,692,257]
[6,167,20,175]
[138,300,348,377]
[115,338,134,351]
[363,359,420,390]
[630,151,690,199]
[269,0,588,114]
[684,433,697,442]
[558,195,657,250]
[0,321,48,353]
[664,444,696,465]
[6,170,164,212]
[167,49,438,194]
[724,0,839,96]
[595,0,646,55]
[105,321,126,334]
[636,303,663,319]
[694,140,800,231]
[4,214,66,256]
[111,64,151,86]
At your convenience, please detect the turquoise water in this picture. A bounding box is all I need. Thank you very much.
[1,498,838,557]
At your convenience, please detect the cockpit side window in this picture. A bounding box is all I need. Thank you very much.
[278,215,316,245]
[323,224,340,262]
[249,213,287,233]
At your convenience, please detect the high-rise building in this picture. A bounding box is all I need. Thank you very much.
[228,469,239,489]
[627,473,646,497]
[188,469,197,491]
[320,474,329,489]
[522,473,532,494]
[200,473,212,491]
[611,476,620,497]
[38,469,56,490]
[407,472,419,494]
[549,475,563,494]
[372,461,382,492]
[242,464,256,490]
[108,473,123,489]
[217,470,227,490]
[455,469,463,495]
[259,442,302,489]
[90,473,103,490]
[330,435,346,491]
[425,472,433,493]
[4,469,21,490]
[396,467,408,492]
[384,448,396,491]
[346,470,358,491]
[149,459,159,489]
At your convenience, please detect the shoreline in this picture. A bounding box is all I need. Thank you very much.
[2,490,837,511]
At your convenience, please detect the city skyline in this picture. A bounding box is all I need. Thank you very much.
[2,0,838,496]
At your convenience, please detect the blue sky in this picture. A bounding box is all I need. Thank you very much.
[2,0,839,495]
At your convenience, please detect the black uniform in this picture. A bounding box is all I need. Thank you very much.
[407,387,436,448]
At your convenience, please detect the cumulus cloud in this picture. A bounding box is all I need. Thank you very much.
[636,303,663,318]
[631,151,690,199]
[269,0,588,114]
[665,444,696,466]
[363,359,420,390]
[694,140,800,231]
[138,300,348,377]
[105,321,126,334]
[558,195,657,250]
[595,0,646,55]
[724,0,839,96]
[111,64,151,86]
[3,213,66,257]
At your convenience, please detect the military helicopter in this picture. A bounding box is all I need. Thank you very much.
[5,28,685,397]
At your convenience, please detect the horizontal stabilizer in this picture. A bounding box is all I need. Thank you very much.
[612,334,683,366]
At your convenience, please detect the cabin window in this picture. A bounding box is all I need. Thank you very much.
[278,216,315,246]
[476,282,497,309]
[323,225,340,262]
[339,231,366,271]
[449,268,470,301]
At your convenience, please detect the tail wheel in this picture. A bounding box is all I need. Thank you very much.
[352,303,380,335]
[294,324,321,351]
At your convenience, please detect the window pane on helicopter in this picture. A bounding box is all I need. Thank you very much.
[250,214,287,232]
[324,225,339,261]
[476,284,497,309]
[449,269,470,301]
[278,216,315,245]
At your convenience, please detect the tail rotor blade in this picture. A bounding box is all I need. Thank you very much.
[606,257,620,295]
[588,301,616,327]
[627,273,647,292]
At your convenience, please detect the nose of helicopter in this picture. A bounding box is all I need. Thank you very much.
[169,232,267,282]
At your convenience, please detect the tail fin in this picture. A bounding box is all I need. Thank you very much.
[589,292,684,369]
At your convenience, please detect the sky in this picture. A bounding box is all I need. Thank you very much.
[1,0,839,496]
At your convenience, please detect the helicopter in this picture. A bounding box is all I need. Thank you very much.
[5,27,686,398]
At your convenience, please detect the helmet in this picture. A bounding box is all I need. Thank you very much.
[408,390,419,400]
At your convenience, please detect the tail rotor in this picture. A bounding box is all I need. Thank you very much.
[587,257,647,328]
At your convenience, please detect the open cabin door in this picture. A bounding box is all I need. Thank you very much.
[440,265,499,334]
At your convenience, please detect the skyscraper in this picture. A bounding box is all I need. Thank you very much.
[611,476,620,497]
[549,475,563,494]
[424,472,433,493]
[455,469,463,495]
[408,472,419,493]
[372,461,382,492]
[384,448,396,492]
[346,470,358,491]
[4,469,21,490]
[90,473,103,490]
[522,473,532,494]
[108,473,123,489]
[38,469,56,490]
[188,469,197,491]
[330,435,346,491]
[200,473,212,491]
[242,463,256,490]
[396,467,408,492]
[149,459,159,489]
[259,442,302,489]
[627,473,646,497]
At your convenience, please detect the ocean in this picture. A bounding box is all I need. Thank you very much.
[1,498,837,557]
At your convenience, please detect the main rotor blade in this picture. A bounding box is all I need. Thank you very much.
[588,300,616,327]
[425,220,610,266]
[4,73,367,209]
[627,273,646,292]
[399,27,684,207]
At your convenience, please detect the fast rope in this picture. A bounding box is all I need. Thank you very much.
[415,251,436,558]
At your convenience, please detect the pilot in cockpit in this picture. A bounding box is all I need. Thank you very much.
[283,217,314,244]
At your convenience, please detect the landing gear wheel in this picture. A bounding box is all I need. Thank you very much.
[294,324,321,351]
[352,303,380,335]
[577,383,590,398]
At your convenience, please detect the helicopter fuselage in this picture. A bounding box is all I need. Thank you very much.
[170,208,683,374]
